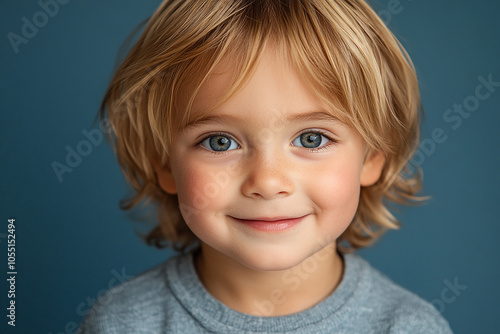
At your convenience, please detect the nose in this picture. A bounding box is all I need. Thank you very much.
[240,150,295,200]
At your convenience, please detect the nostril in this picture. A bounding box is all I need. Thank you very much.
[241,172,294,200]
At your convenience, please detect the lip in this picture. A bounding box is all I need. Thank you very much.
[230,215,309,232]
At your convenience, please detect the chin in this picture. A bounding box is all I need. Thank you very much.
[233,248,317,273]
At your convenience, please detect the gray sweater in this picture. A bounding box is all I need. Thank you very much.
[78,253,452,333]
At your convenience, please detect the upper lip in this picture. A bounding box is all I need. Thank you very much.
[231,215,309,222]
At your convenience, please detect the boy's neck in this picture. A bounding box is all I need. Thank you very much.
[194,243,343,317]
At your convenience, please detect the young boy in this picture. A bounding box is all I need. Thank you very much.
[79,0,452,332]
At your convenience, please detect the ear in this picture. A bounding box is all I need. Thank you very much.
[360,151,386,187]
[152,158,178,195]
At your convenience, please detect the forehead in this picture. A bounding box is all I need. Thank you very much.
[184,46,345,128]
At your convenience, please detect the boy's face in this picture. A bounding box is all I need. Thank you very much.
[156,47,384,271]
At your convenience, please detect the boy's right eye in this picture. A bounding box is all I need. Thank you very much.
[199,134,239,152]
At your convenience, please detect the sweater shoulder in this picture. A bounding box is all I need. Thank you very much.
[347,254,452,333]
[77,259,173,333]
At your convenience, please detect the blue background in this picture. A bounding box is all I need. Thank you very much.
[1,0,499,333]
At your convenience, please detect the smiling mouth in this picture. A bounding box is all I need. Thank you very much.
[229,215,309,232]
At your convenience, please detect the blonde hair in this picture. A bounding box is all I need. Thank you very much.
[102,0,423,252]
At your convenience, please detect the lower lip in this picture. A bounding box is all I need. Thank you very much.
[231,216,307,232]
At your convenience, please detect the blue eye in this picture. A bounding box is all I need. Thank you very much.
[292,131,330,149]
[200,134,239,152]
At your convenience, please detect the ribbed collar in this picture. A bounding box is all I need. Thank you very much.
[164,252,370,333]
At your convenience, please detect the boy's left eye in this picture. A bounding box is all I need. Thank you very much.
[292,131,331,149]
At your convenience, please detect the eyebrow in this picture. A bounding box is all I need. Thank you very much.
[180,110,341,131]
[287,110,341,123]
[180,114,245,131]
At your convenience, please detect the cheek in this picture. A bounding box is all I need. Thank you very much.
[306,159,362,222]
[172,158,237,245]
[173,158,232,214]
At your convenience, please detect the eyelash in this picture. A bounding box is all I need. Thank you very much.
[196,132,240,155]
[294,129,337,152]
[196,130,337,155]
